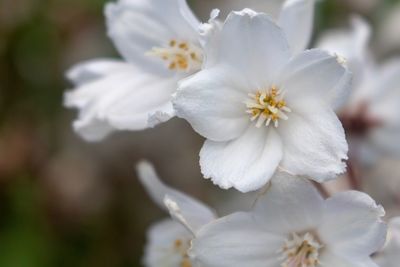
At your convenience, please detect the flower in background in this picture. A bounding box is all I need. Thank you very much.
[136,161,216,267]
[374,217,400,267]
[173,9,350,192]
[186,172,386,267]
[318,17,400,163]
[65,0,202,141]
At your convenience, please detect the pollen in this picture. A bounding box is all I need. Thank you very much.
[279,232,322,267]
[172,238,192,267]
[147,39,203,72]
[245,86,291,128]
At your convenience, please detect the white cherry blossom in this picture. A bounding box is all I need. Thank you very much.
[374,217,400,267]
[318,17,400,162]
[188,172,387,267]
[65,0,202,141]
[173,9,351,192]
[136,161,216,267]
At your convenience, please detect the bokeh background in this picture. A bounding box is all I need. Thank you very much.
[1,0,400,266]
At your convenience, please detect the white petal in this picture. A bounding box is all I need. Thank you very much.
[65,61,133,109]
[199,9,223,68]
[67,69,177,141]
[278,104,348,182]
[66,58,128,86]
[105,0,199,74]
[320,251,376,267]
[144,218,192,267]
[278,0,315,54]
[278,49,352,109]
[136,161,216,233]
[200,127,283,192]
[173,67,250,142]
[193,0,284,21]
[317,15,371,79]
[374,217,400,267]
[319,191,386,261]
[368,58,400,127]
[216,9,291,87]
[252,172,324,234]
[190,212,284,267]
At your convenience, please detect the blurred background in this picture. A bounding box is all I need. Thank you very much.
[1,0,400,266]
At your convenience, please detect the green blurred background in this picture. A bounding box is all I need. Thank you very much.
[0,0,400,266]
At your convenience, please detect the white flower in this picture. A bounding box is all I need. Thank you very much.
[136,161,216,267]
[374,217,400,267]
[65,0,202,141]
[187,172,387,267]
[173,9,351,192]
[318,17,400,162]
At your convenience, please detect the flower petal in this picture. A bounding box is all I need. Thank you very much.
[65,60,132,109]
[66,58,128,87]
[317,15,371,80]
[278,104,348,182]
[67,68,177,141]
[215,9,291,86]
[136,161,216,233]
[278,0,315,54]
[144,218,192,267]
[173,67,250,142]
[190,212,284,267]
[320,251,376,267]
[319,191,386,261]
[105,0,199,74]
[200,126,283,192]
[278,49,352,109]
[252,172,324,234]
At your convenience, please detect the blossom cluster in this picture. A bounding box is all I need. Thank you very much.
[64,0,400,266]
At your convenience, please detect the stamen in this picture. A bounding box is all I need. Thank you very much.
[147,39,203,73]
[173,238,193,267]
[245,86,291,128]
[279,232,322,267]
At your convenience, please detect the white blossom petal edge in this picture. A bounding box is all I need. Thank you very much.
[189,172,387,267]
[173,9,351,192]
[374,217,400,267]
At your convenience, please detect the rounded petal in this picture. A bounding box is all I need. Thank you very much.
[66,68,177,141]
[278,0,315,54]
[105,0,199,74]
[136,161,216,233]
[190,212,284,267]
[252,172,324,234]
[173,67,250,142]
[278,49,352,109]
[144,218,192,267]
[319,191,387,261]
[278,103,348,182]
[374,217,400,267]
[200,127,283,192]
[215,9,291,87]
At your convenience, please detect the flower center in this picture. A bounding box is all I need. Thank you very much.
[279,232,322,267]
[245,86,291,128]
[173,238,192,267]
[148,39,203,73]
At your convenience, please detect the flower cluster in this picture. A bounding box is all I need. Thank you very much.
[65,0,400,266]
